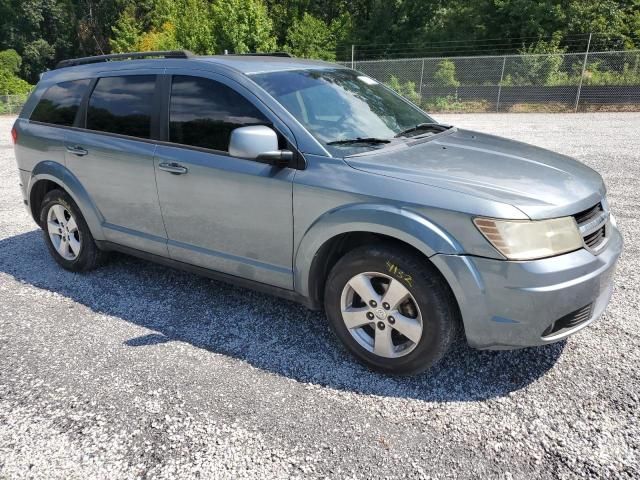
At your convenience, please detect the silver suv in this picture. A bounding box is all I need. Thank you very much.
[12,51,622,374]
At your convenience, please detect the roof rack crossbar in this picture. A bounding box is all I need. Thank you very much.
[55,50,193,69]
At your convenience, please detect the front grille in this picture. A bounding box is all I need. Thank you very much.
[573,203,603,225]
[572,202,607,251]
[542,303,593,337]
[585,226,606,248]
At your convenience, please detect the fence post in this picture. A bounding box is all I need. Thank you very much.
[574,32,592,113]
[419,58,425,100]
[496,55,507,112]
[351,45,355,69]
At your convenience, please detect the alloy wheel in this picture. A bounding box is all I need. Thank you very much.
[340,272,423,358]
[47,204,81,261]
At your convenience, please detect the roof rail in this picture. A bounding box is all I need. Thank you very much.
[224,52,293,58]
[54,50,193,69]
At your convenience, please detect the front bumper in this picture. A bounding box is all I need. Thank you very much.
[431,225,623,350]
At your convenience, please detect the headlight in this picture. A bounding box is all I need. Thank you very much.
[474,217,583,260]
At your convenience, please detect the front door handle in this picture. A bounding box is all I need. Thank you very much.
[158,162,188,175]
[66,145,88,156]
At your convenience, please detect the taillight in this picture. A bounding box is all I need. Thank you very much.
[11,126,17,145]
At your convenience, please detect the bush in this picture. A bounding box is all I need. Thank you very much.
[423,96,490,113]
[386,76,421,104]
[433,60,460,87]
[0,49,33,95]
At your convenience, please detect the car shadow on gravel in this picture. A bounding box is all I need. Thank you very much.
[1,230,566,402]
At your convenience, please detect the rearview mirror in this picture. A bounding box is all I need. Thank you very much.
[229,125,292,167]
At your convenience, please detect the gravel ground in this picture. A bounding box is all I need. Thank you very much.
[0,113,638,479]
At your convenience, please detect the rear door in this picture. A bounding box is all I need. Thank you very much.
[153,72,295,288]
[64,72,168,256]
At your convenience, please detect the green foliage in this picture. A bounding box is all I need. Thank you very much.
[0,49,21,74]
[502,38,566,86]
[423,96,490,113]
[111,0,277,55]
[21,39,54,83]
[172,0,215,54]
[433,60,460,87]
[0,49,32,95]
[285,13,336,60]
[0,70,33,95]
[385,76,421,105]
[284,11,352,60]
[210,0,276,54]
[110,5,141,53]
[583,57,640,86]
[1,0,640,85]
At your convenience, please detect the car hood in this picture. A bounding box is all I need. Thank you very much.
[343,128,605,219]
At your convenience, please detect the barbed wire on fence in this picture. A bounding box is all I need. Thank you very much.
[337,33,640,61]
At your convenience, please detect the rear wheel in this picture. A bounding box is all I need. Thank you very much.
[324,244,459,375]
[39,189,106,272]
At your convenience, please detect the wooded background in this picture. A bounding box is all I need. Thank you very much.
[0,0,639,92]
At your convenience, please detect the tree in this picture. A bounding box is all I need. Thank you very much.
[284,11,352,60]
[1,0,640,84]
[22,39,55,82]
[136,22,180,51]
[74,0,120,55]
[110,4,141,53]
[172,0,215,54]
[285,13,335,59]
[210,0,276,54]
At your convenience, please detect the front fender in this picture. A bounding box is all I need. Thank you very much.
[29,161,105,240]
[294,203,463,298]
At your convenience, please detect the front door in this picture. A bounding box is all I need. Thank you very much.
[154,74,295,288]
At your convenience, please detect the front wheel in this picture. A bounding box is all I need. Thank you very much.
[324,244,459,375]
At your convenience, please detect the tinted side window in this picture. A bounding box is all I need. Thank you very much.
[30,79,90,126]
[169,76,268,151]
[87,75,156,139]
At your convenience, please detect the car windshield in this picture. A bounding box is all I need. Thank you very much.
[250,68,435,156]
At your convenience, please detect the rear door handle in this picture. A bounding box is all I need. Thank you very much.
[66,145,88,156]
[158,162,188,175]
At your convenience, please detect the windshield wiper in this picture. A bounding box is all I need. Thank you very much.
[394,123,451,138]
[326,137,391,146]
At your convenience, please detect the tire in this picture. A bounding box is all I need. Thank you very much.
[324,243,459,375]
[39,189,106,272]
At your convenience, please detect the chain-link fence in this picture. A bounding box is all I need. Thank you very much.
[344,50,640,113]
[3,50,640,114]
[0,94,29,115]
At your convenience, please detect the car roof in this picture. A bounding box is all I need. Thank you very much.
[199,55,341,74]
[44,53,344,82]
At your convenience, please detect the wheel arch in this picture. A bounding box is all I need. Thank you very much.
[29,161,105,239]
[294,204,464,309]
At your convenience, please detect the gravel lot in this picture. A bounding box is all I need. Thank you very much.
[0,113,638,479]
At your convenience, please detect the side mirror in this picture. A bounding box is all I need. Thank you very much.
[229,125,293,167]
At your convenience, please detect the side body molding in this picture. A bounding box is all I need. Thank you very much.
[293,203,464,298]
[29,161,105,240]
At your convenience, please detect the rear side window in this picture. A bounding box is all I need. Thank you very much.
[30,79,90,126]
[169,76,268,151]
[87,75,156,139]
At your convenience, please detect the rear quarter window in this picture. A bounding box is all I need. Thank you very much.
[30,79,91,126]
